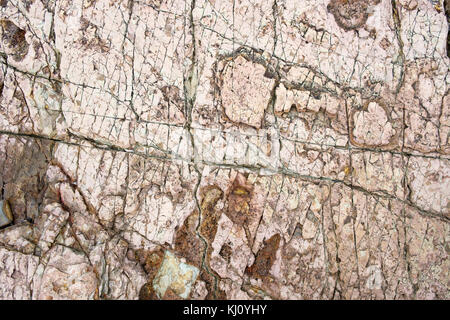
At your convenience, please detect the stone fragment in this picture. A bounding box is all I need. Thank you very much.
[152,250,200,300]
[220,56,275,128]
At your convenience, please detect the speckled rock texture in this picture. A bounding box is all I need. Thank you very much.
[0,0,448,300]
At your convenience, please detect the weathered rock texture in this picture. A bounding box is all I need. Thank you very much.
[0,0,448,300]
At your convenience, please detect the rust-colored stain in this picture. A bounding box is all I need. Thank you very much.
[174,211,205,267]
[135,247,165,279]
[172,185,228,300]
[246,233,281,279]
[139,282,158,300]
[199,185,223,243]
[162,288,185,300]
[136,248,165,300]
[199,269,227,300]
[226,174,253,226]
[219,243,233,264]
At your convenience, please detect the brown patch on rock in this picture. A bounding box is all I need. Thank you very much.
[215,288,227,299]
[0,20,29,61]
[174,211,205,266]
[162,287,185,300]
[199,185,223,243]
[173,186,227,300]
[139,282,158,300]
[219,243,233,263]
[226,174,253,227]
[226,173,258,248]
[0,137,52,223]
[380,37,391,50]
[246,233,281,279]
[327,0,381,31]
[135,247,165,280]
[199,269,227,300]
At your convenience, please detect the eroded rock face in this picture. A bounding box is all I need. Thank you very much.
[0,0,448,300]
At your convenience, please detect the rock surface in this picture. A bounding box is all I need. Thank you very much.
[0,0,448,300]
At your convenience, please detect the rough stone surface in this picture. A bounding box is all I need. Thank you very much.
[0,0,448,300]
